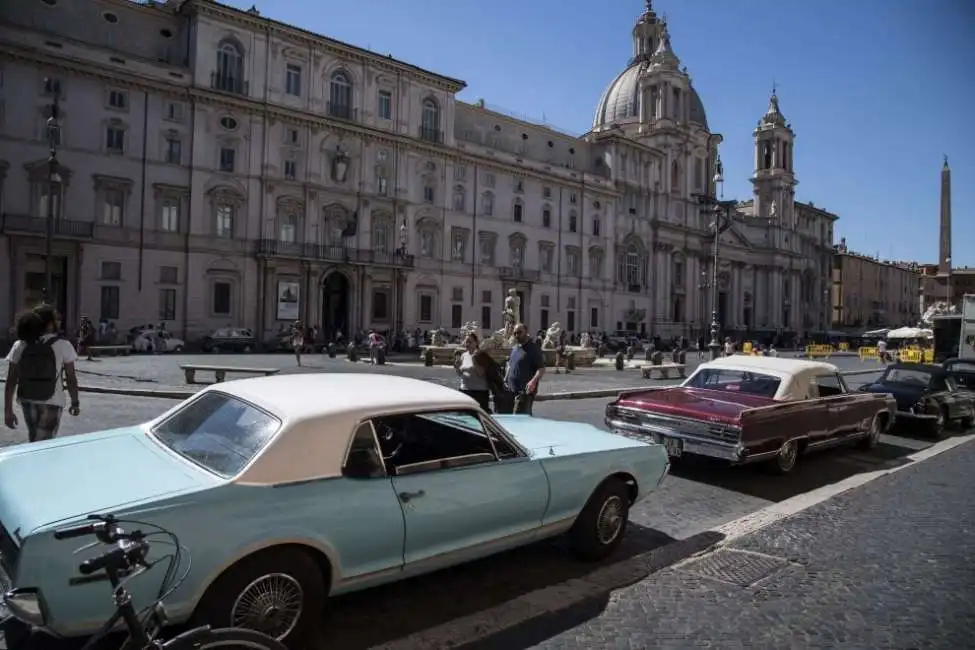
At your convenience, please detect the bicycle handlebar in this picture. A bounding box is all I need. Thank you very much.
[53,515,149,578]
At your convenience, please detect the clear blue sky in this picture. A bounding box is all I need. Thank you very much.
[223,0,974,267]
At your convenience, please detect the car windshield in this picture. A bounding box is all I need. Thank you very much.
[683,368,782,398]
[883,368,931,386]
[151,392,281,478]
[947,361,975,374]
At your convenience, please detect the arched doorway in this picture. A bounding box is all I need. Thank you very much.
[322,272,351,339]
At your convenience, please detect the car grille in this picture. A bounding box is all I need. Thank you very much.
[0,521,19,576]
[607,406,741,443]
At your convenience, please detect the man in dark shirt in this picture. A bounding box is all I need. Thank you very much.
[505,324,545,415]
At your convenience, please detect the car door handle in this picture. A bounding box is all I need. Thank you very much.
[398,490,425,503]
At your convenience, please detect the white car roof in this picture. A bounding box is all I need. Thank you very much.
[183,374,479,485]
[690,355,841,401]
[701,355,839,375]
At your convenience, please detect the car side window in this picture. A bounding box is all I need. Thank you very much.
[343,422,387,479]
[372,410,499,476]
[813,374,845,398]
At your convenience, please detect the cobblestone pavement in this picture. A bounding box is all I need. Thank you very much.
[3,381,963,649]
[0,351,884,397]
[476,436,975,650]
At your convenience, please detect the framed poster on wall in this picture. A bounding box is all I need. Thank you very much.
[276,280,300,321]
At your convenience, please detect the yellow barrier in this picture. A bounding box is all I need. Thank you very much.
[899,349,922,363]
[805,344,834,359]
[838,342,849,351]
[923,349,934,363]
[742,342,753,354]
[858,347,879,361]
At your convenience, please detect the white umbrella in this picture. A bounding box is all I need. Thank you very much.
[887,326,923,339]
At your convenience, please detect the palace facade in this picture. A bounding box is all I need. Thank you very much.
[0,0,835,341]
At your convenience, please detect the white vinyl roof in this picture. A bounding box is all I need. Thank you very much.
[702,355,839,375]
[158,374,479,486]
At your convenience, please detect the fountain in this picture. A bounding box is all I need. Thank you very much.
[418,290,596,367]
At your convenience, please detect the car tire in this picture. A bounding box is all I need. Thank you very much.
[769,439,799,475]
[191,547,326,649]
[567,478,630,561]
[174,345,184,353]
[857,415,882,450]
[961,414,975,429]
[243,345,253,353]
[210,345,220,354]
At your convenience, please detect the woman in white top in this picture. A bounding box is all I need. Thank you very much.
[454,333,491,412]
[4,304,81,442]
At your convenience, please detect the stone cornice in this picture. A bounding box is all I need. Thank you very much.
[187,0,466,94]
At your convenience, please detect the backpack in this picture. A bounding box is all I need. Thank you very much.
[17,338,60,402]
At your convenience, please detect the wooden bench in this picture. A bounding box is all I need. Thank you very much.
[180,364,280,384]
[89,345,132,357]
[641,363,686,380]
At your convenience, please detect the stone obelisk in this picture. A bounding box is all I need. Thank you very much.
[938,155,952,276]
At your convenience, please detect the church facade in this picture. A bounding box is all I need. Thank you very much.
[0,0,834,341]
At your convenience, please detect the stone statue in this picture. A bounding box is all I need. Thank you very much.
[580,332,592,348]
[429,328,445,347]
[459,321,480,340]
[502,288,521,340]
[453,236,464,260]
[512,245,523,272]
[769,200,777,219]
[421,231,433,257]
[543,322,562,349]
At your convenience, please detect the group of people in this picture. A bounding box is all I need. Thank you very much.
[3,304,82,443]
[454,323,546,415]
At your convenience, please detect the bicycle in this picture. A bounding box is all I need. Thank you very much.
[49,514,287,650]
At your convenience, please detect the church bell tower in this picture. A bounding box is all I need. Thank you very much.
[751,88,798,227]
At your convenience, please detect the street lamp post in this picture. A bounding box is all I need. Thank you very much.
[694,154,732,360]
[43,82,62,306]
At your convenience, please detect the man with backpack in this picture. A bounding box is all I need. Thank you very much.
[4,304,81,442]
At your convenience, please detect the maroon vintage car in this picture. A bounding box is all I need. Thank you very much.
[604,356,897,474]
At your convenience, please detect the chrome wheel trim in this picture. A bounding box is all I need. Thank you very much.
[778,440,798,470]
[596,495,625,545]
[230,573,304,641]
[936,410,945,427]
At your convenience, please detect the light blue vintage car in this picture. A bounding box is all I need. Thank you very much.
[0,374,669,647]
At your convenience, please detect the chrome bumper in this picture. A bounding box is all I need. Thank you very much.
[606,418,746,462]
[895,409,938,421]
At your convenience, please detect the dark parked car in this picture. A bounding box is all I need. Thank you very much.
[859,362,975,435]
[201,327,257,353]
[944,358,975,390]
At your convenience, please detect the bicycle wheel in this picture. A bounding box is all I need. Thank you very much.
[160,626,289,650]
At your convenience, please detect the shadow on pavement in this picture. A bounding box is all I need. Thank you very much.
[451,530,725,650]
[670,437,922,503]
[312,524,717,649]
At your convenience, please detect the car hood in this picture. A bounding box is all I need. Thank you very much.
[0,427,218,538]
[495,415,647,458]
[860,382,923,409]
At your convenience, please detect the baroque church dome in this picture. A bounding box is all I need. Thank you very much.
[592,1,708,131]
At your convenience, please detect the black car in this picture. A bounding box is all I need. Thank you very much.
[859,362,975,435]
[944,358,975,390]
[201,327,257,353]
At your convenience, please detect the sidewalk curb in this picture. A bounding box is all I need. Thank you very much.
[680,433,975,565]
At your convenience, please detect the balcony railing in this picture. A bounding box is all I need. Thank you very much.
[1,213,94,238]
[419,126,444,144]
[327,102,356,121]
[255,239,414,268]
[210,72,248,95]
[498,266,541,281]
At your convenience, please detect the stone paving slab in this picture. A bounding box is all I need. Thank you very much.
[473,438,975,650]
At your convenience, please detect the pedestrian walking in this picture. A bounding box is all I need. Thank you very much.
[505,324,545,415]
[291,320,305,366]
[454,333,491,412]
[3,304,81,443]
[78,316,94,361]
